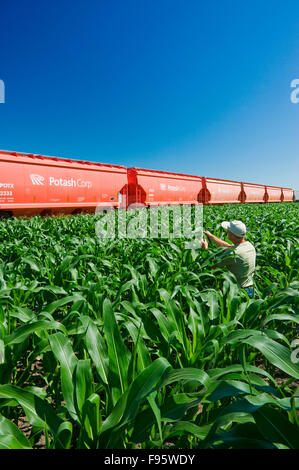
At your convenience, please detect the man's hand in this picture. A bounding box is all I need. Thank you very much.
[204,230,232,248]
[204,230,212,238]
[201,239,208,250]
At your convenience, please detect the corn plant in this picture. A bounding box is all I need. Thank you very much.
[0,203,298,448]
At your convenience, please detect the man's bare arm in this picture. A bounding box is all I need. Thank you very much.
[204,231,232,248]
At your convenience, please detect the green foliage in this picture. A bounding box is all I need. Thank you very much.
[0,203,298,448]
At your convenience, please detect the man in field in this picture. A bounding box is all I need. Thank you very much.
[201,220,256,298]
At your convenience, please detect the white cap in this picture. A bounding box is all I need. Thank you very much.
[221,220,246,238]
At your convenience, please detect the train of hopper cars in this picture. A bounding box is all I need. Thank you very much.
[0,149,296,218]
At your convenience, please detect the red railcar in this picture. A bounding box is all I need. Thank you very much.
[282,188,294,202]
[201,179,294,204]
[242,183,266,203]
[126,167,202,207]
[265,186,283,203]
[0,150,128,217]
[200,177,243,204]
[0,150,294,217]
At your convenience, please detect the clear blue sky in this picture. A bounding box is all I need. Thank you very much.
[0,0,299,189]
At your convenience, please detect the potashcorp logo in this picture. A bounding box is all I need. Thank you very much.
[160,183,186,192]
[0,80,4,103]
[29,174,92,188]
[49,177,92,188]
[30,174,45,185]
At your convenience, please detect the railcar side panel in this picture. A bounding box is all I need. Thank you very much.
[204,178,242,204]
[243,184,266,203]
[0,152,128,216]
[282,188,294,202]
[266,187,283,202]
[131,168,202,206]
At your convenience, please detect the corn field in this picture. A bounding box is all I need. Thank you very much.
[0,202,298,449]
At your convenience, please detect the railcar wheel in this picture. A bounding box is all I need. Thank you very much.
[0,211,13,219]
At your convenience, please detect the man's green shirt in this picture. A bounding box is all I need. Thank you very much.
[216,241,256,288]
